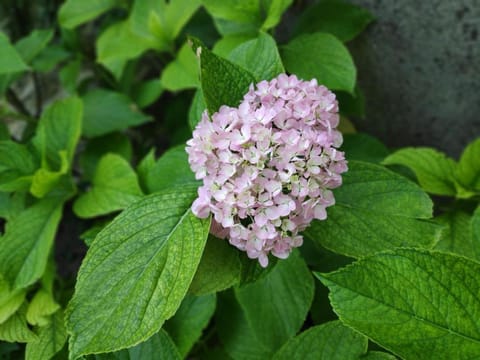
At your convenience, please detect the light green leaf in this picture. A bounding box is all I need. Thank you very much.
[0,304,37,343]
[341,133,389,164]
[26,289,60,327]
[30,151,69,198]
[293,1,374,42]
[66,188,210,358]
[132,79,164,108]
[137,145,197,195]
[304,161,442,258]
[0,196,64,290]
[15,29,54,64]
[58,0,120,29]
[212,34,255,57]
[382,147,457,196]
[281,32,356,93]
[0,32,29,74]
[188,89,206,130]
[25,310,67,360]
[228,32,284,81]
[273,320,367,360]
[235,251,314,352]
[434,210,480,261]
[455,138,480,193]
[0,141,37,192]
[189,236,241,295]
[33,97,83,169]
[216,290,272,360]
[318,248,480,360]
[261,0,294,30]
[0,191,26,221]
[161,42,200,91]
[164,294,216,357]
[73,153,143,218]
[190,37,256,114]
[0,275,26,324]
[82,88,151,137]
[202,0,262,35]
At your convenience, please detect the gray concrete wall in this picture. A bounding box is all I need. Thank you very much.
[347,0,480,157]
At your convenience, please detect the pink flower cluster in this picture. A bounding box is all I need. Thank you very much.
[186,74,347,267]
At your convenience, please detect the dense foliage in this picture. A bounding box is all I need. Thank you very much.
[0,1,479,359]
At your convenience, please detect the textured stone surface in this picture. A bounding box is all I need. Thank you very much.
[347,0,480,157]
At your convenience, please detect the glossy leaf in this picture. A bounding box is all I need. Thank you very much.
[317,249,480,360]
[66,188,210,358]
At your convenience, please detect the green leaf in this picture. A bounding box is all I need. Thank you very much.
[164,294,216,357]
[0,196,64,290]
[188,89,206,130]
[455,138,480,193]
[212,34,255,57]
[235,251,314,352]
[435,210,480,261]
[160,42,200,91]
[317,248,480,360]
[30,151,69,198]
[0,275,26,324]
[82,89,151,137]
[281,32,356,93]
[189,235,241,295]
[337,86,366,118]
[26,289,60,327]
[293,1,374,42]
[33,97,83,170]
[96,329,182,360]
[79,132,132,181]
[0,304,37,343]
[228,32,284,81]
[58,0,120,29]
[0,32,29,74]
[382,147,457,196]
[0,141,37,192]
[273,320,367,360]
[25,310,67,360]
[132,79,164,108]
[73,153,143,218]
[137,145,198,195]
[15,29,54,64]
[31,44,70,73]
[66,188,210,358]
[341,133,389,164]
[216,290,272,360]
[304,161,442,258]
[261,0,294,30]
[189,37,256,114]
[473,206,480,259]
[0,191,26,221]
[360,352,397,360]
[59,58,82,94]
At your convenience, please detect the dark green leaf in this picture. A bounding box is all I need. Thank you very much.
[304,161,442,258]
[294,1,374,42]
[317,248,480,360]
[273,320,368,360]
[66,188,210,358]
[15,29,54,64]
[455,138,480,194]
[341,133,389,164]
[281,32,356,93]
[0,33,29,74]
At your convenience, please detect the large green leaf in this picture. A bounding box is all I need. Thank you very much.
[227,32,284,81]
[0,196,64,290]
[73,153,143,218]
[160,42,200,91]
[164,294,216,357]
[455,138,480,193]
[235,251,314,352]
[25,310,67,360]
[317,248,480,360]
[383,147,457,196]
[273,320,367,360]
[435,210,480,261]
[0,141,37,192]
[281,32,356,93]
[304,161,442,258]
[66,188,210,358]
[0,32,29,74]
[137,145,198,195]
[189,37,256,114]
[58,0,120,28]
[189,235,241,295]
[293,1,374,42]
[82,89,151,137]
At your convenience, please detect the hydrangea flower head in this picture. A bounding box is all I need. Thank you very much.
[186,74,347,267]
